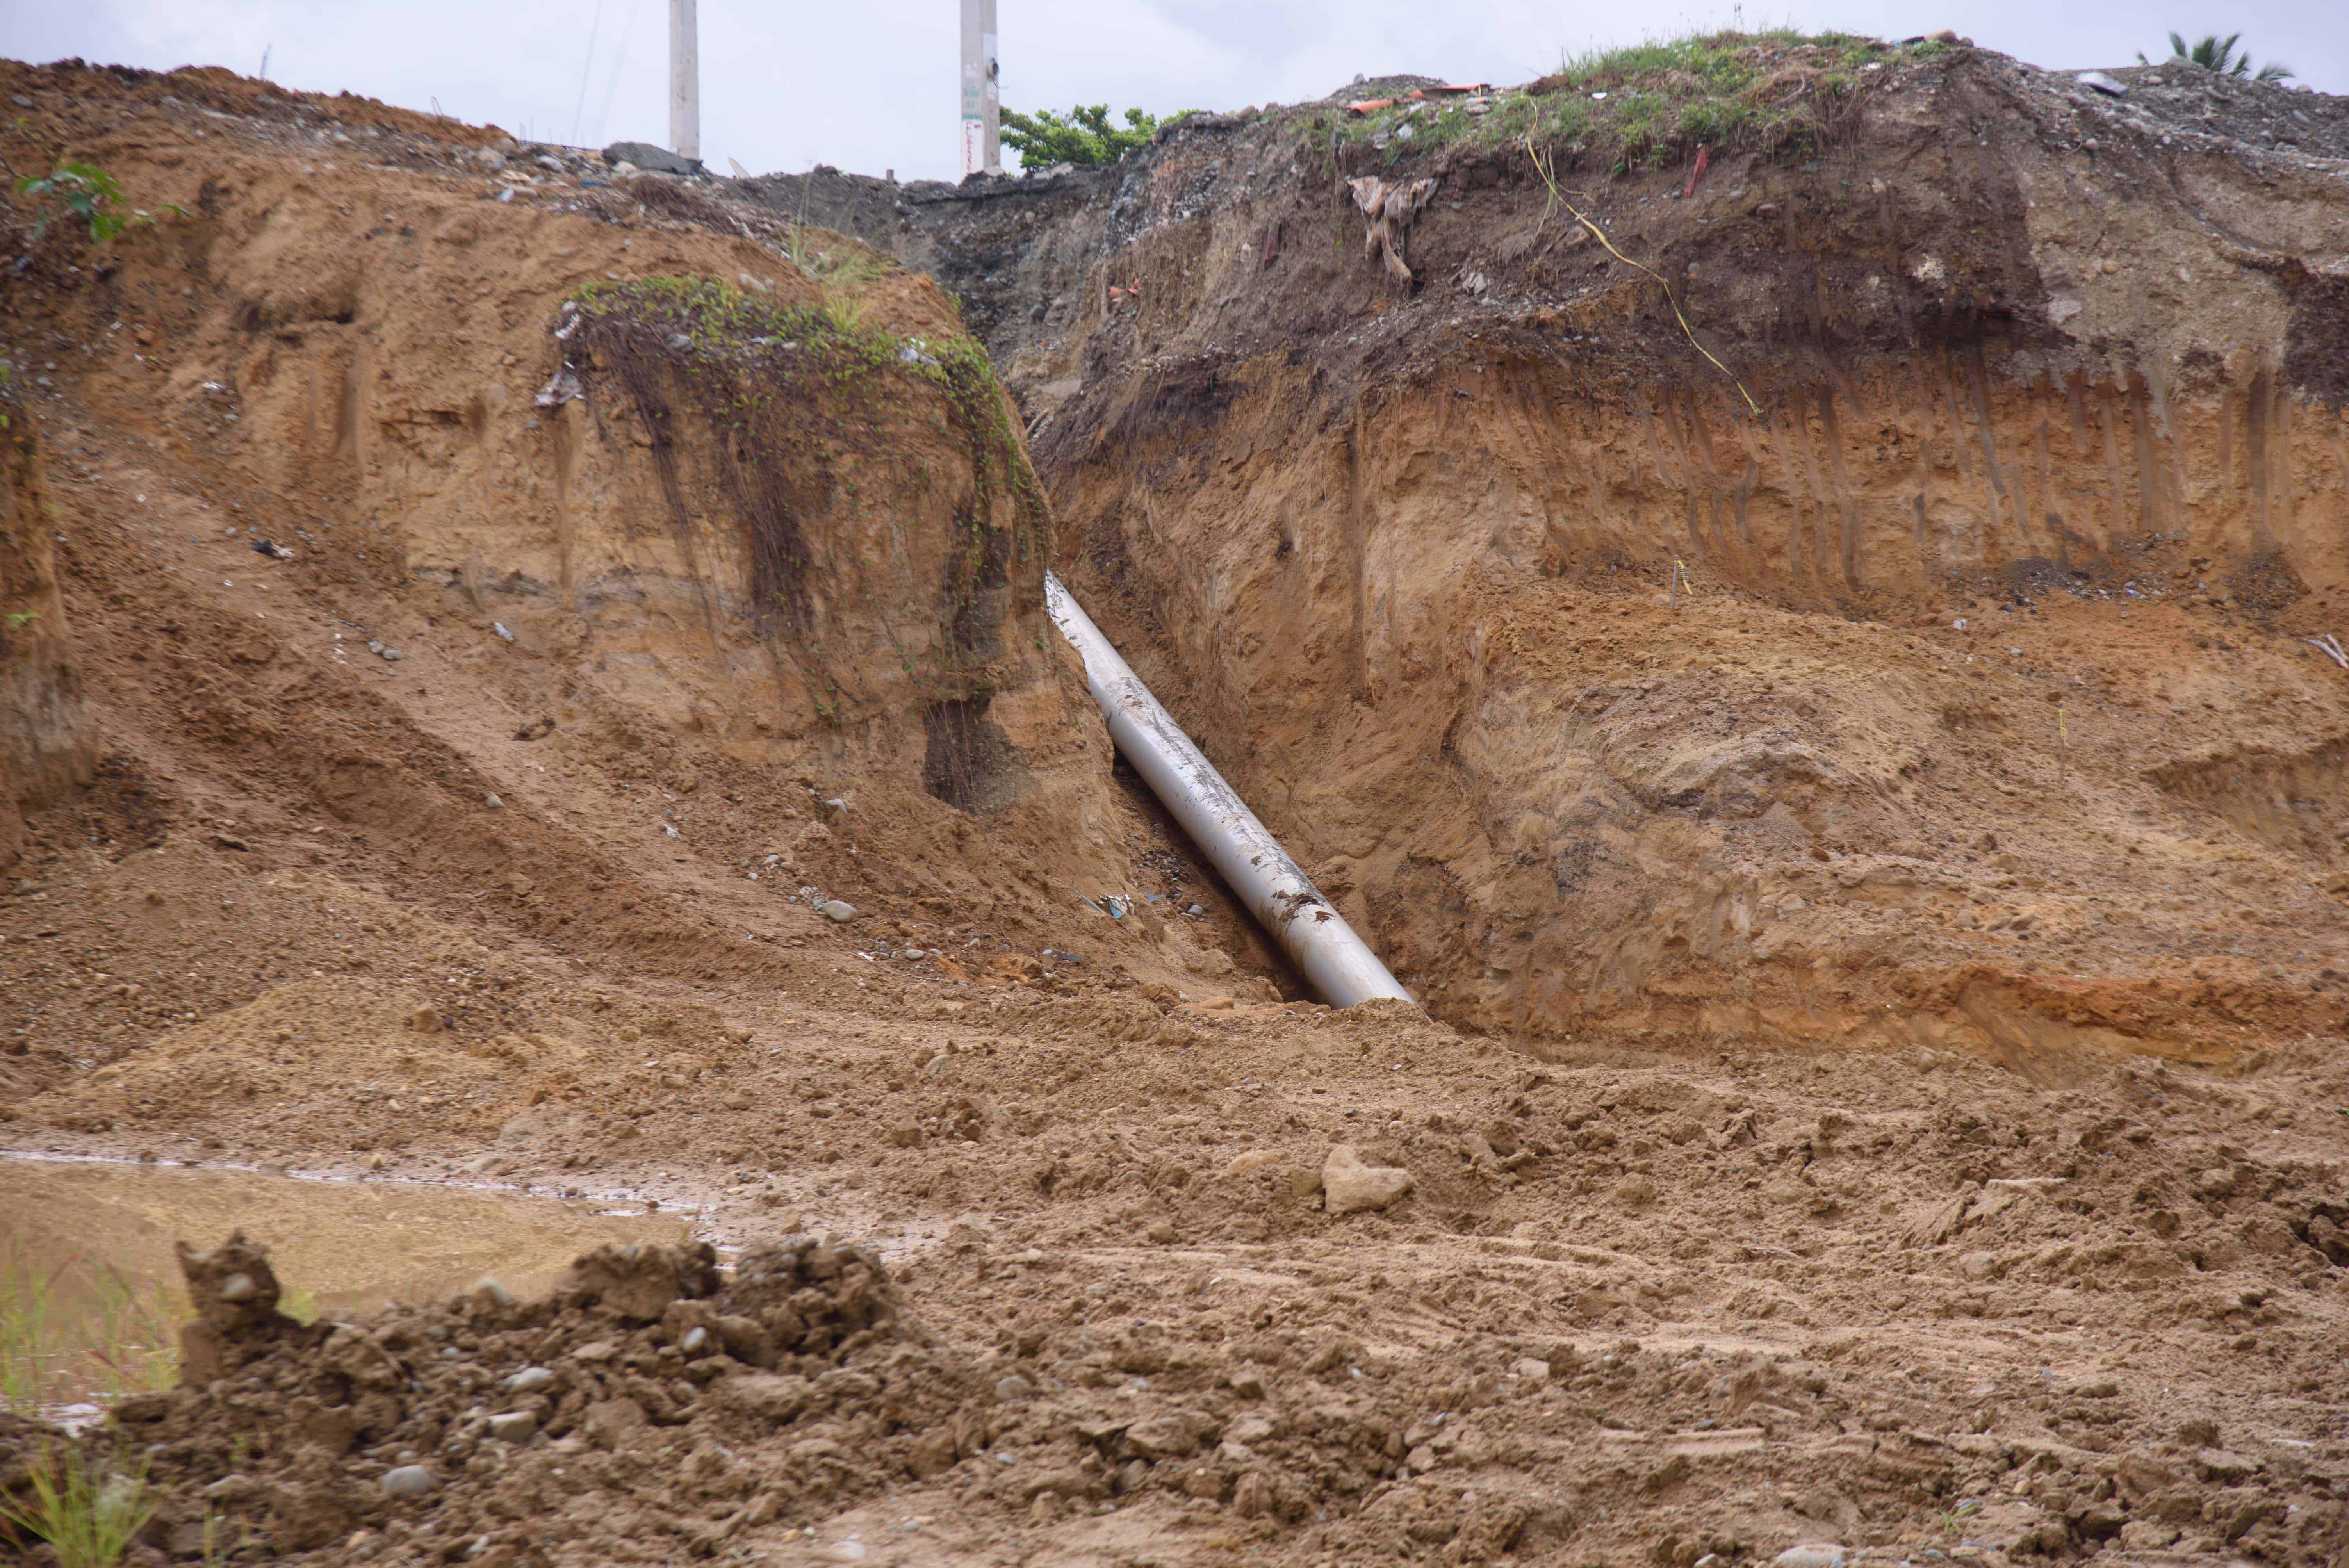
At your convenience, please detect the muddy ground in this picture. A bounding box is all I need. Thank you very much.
[0,45,2346,1568]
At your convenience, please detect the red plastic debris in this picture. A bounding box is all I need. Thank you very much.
[1681,144,1712,199]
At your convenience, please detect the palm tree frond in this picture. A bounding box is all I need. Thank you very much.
[2158,30,2293,80]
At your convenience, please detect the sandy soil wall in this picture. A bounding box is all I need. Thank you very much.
[995,45,2349,1057]
[0,396,94,868]
[0,61,1164,950]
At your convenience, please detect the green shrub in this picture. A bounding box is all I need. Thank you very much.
[1000,104,1158,167]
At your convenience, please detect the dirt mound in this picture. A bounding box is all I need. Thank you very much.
[105,1231,961,1561]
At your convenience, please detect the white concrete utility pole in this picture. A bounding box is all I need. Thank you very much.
[959,0,999,178]
[668,0,700,162]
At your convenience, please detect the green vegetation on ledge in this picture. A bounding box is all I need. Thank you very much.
[567,275,1021,478]
[565,276,1046,725]
[1317,30,1917,174]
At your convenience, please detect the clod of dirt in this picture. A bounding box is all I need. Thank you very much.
[708,1234,910,1354]
[174,1229,314,1383]
[1321,1143,1416,1214]
[551,1238,720,1320]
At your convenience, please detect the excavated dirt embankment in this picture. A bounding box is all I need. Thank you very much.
[0,45,2346,1568]
[768,40,2349,1064]
[0,56,1295,1131]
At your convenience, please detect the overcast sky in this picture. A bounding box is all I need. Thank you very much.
[9,1,2339,183]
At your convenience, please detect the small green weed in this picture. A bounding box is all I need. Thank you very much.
[781,227,893,301]
[815,290,873,342]
[0,1246,187,1413]
[200,1503,235,1567]
[0,1250,61,1411]
[0,1441,154,1568]
[1933,1496,1985,1538]
[14,162,178,245]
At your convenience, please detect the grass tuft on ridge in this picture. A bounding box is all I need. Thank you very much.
[1317,29,1917,173]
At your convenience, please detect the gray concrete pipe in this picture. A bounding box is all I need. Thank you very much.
[1044,572,1416,1010]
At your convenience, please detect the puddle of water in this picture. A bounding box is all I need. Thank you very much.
[0,1153,678,1414]
[1,1153,684,1310]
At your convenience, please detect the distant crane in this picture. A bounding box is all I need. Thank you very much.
[961,0,999,177]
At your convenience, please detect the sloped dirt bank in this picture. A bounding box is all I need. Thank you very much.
[0,55,1128,942]
[0,52,1296,1134]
